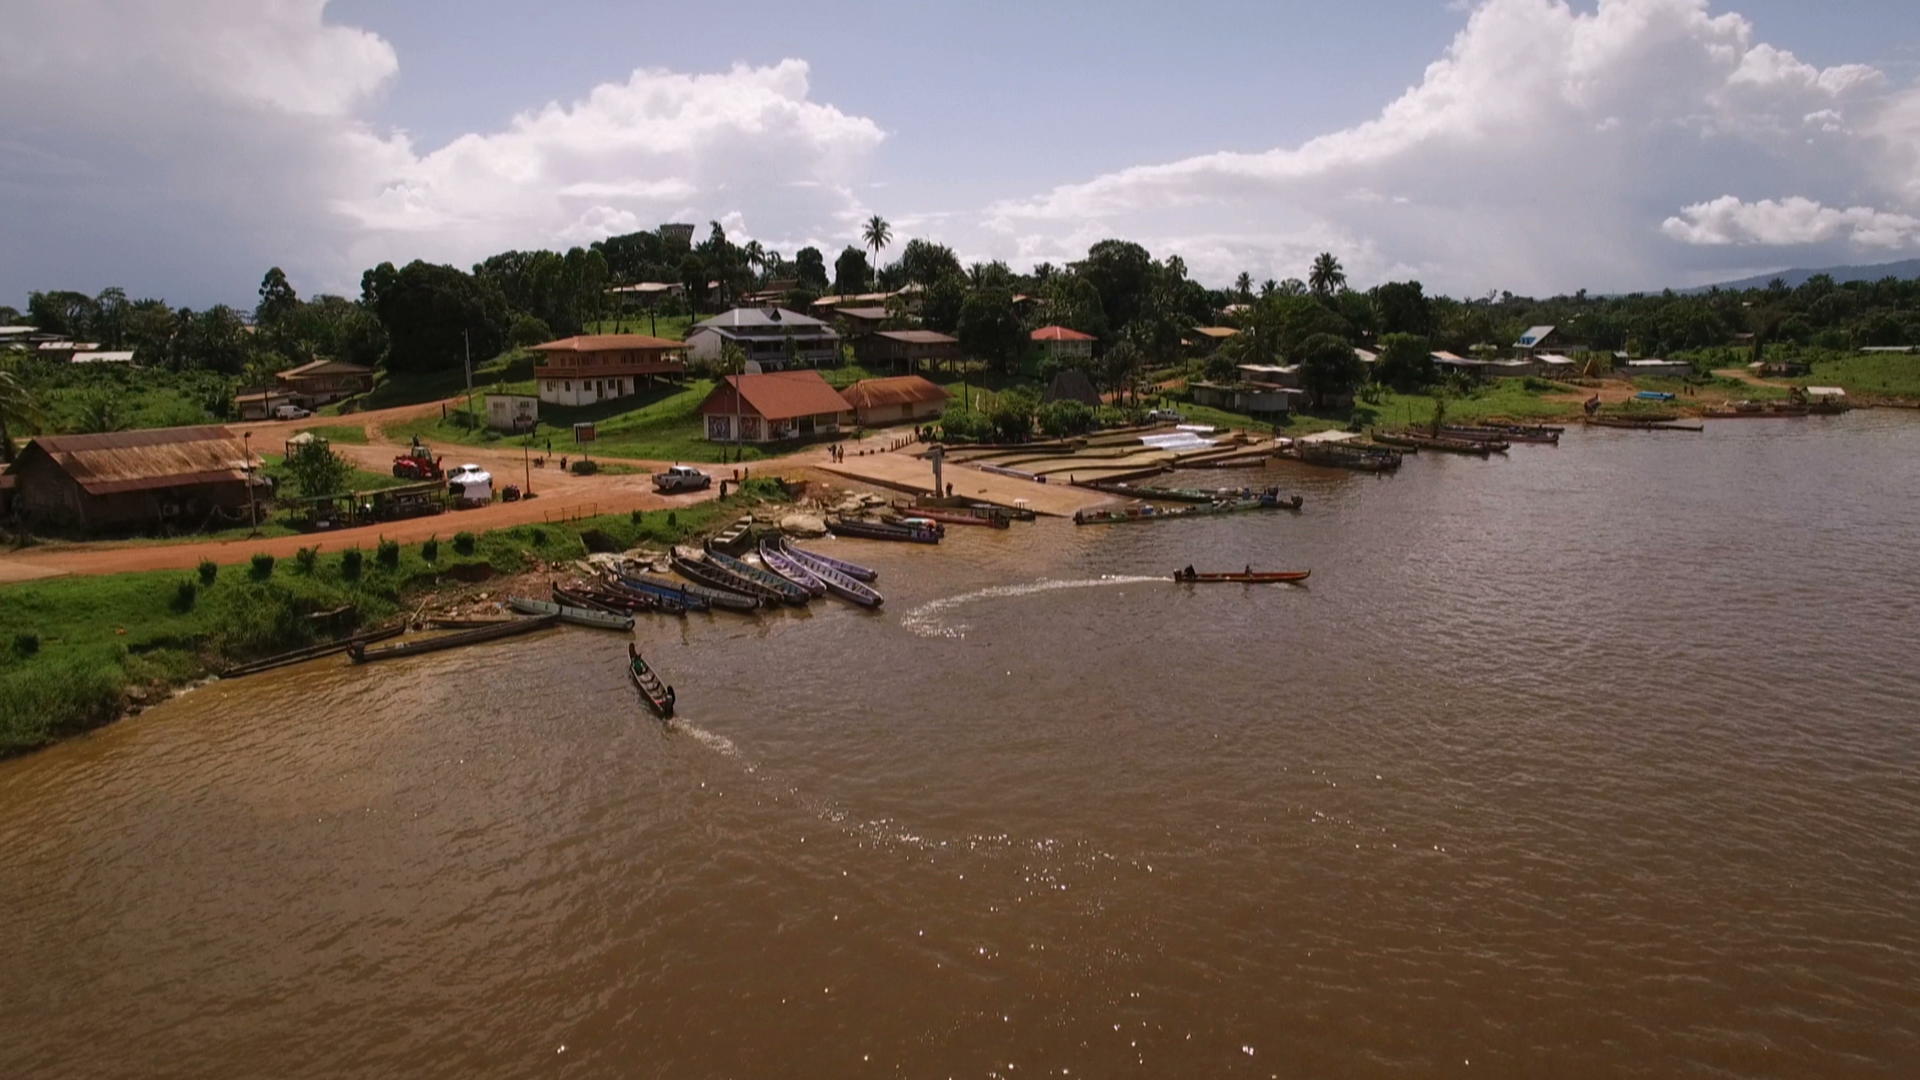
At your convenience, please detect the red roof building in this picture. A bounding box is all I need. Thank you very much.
[528,334,687,407]
[839,375,950,426]
[1031,324,1094,364]
[697,371,854,443]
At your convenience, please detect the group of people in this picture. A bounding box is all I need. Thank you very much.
[828,444,848,463]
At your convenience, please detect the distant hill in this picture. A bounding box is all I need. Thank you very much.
[1685,258,1920,294]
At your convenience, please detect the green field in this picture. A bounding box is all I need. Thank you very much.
[1795,353,1920,399]
[0,481,787,756]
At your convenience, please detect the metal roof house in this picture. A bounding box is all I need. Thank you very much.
[1513,325,1582,357]
[2,426,260,533]
[697,371,853,443]
[527,334,687,407]
[685,307,841,371]
[839,375,950,426]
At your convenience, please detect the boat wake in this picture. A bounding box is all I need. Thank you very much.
[900,575,1165,639]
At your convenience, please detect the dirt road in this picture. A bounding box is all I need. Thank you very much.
[0,401,911,583]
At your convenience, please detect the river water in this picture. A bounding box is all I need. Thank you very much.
[5,413,1919,1079]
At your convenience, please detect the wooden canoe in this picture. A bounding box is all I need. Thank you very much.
[220,626,404,678]
[1172,569,1311,584]
[777,538,878,582]
[628,643,675,719]
[827,517,942,544]
[669,549,783,606]
[776,537,884,608]
[698,545,812,606]
[756,539,828,596]
[348,614,559,663]
[507,596,635,631]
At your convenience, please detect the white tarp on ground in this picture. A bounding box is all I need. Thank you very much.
[1140,432,1218,451]
[1296,430,1362,444]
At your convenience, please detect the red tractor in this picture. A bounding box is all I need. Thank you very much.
[391,444,446,481]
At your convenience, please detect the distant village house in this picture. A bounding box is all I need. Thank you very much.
[685,307,841,371]
[1,426,261,533]
[851,329,961,373]
[528,333,687,407]
[839,375,950,427]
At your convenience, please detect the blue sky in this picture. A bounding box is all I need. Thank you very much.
[5,0,1919,307]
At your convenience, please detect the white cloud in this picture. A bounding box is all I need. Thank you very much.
[0,3,883,304]
[974,0,1920,292]
[1662,196,1920,247]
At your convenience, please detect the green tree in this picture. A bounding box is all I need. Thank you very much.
[1371,280,1433,336]
[360,260,509,373]
[509,313,554,347]
[1072,240,1155,331]
[987,386,1039,440]
[255,267,300,328]
[1309,252,1346,298]
[1297,332,1364,408]
[27,290,98,338]
[921,274,968,333]
[898,238,961,286]
[0,367,42,463]
[1036,399,1096,437]
[956,287,1026,373]
[861,216,892,290]
[1038,273,1108,338]
[1374,332,1434,392]
[793,246,829,289]
[833,246,872,294]
[282,438,354,497]
[1233,272,1254,303]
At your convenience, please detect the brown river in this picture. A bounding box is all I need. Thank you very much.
[5,413,1919,1079]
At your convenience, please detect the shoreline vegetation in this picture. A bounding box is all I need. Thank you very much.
[0,479,791,758]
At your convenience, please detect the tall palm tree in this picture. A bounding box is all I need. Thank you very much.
[1308,252,1345,298]
[0,366,42,464]
[1233,272,1253,303]
[862,215,892,291]
[742,241,766,285]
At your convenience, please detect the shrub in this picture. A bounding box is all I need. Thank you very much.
[665,511,677,528]
[197,559,218,585]
[570,458,599,476]
[629,509,644,525]
[453,531,476,555]
[249,553,275,580]
[1036,399,1096,437]
[938,406,995,442]
[13,632,40,657]
[421,536,439,563]
[171,579,198,613]
[340,547,364,580]
[376,537,400,568]
[295,545,319,573]
[527,526,548,546]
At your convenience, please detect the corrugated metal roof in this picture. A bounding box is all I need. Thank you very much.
[280,358,375,376]
[1514,325,1555,347]
[1032,325,1095,342]
[698,371,854,422]
[835,306,891,319]
[873,330,958,345]
[528,334,684,353]
[840,376,951,410]
[694,307,831,330]
[23,425,252,495]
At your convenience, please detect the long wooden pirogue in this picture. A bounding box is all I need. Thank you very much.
[348,614,559,663]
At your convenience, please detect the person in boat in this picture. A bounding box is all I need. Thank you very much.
[1245,564,1253,576]
[665,686,676,708]
[1181,564,1196,581]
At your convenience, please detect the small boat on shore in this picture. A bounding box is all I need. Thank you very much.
[1374,430,1507,455]
[703,544,813,605]
[775,538,884,608]
[606,569,754,614]
[828,516,942,544]
[627,644,675,719]
[1701,399,1809,418]
[221,626,405,678]
[1073,479,1303,506]
[1073,490,1298,525]
[349,614,558,663]
[888,501,1011,528]
[1293,442,1402,472]
[1439,424,1559,445]
[778,538,878,582]
[1582,416,1704,432]
[507,596,635,631]
[670,548,789,606]
[1172,568,1310,584]
[756,539,827,596]
[553,581,683,616]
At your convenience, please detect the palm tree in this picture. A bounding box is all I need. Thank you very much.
[1234,272,1253,303]
[862,215,892,290]
[1308,252,1345,298]
[0,366,42,464]
[742,241,766,285]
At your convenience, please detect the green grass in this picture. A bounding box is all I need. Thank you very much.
[325,350,538,414]
[297,423,370,445]
[1795,353,1920,399]
[0,480,789,756]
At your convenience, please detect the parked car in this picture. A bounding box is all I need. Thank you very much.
[1146,408,1184,423]
[273,404,313,420]
[652,465,713,493]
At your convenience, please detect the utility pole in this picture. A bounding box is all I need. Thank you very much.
[463,329,475,430]
[243,431,259,537]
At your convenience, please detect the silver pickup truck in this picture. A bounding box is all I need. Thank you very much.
[651,464,712,493]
